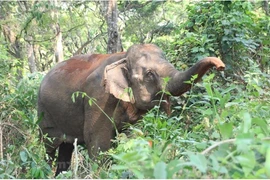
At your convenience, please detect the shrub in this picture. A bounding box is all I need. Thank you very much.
[0,72,51,178]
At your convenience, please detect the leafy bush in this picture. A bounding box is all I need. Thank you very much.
[167,1,270,75]
[98,71,270,179]
[0,72,51,178]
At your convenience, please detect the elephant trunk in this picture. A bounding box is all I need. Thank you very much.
[167,57,225,96]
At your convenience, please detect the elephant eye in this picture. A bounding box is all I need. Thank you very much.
[146,70,154,77]
[145,70,156,82]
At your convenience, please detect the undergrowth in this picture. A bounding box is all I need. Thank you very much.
[1,68,269,178]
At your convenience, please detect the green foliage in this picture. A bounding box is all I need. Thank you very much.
[168,1,270,75]
[0,68,51,178]
[119,1,184,45]
[99,72,270,179]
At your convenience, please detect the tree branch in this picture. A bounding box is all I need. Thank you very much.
[73,33,106,55]
[201,137,270,155]
[23,23,85,43]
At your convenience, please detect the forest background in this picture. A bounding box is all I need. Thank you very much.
[0,0,270,178]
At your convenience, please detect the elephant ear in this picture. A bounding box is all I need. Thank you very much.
[103,58,135,103]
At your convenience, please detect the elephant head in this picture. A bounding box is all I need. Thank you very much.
[104,44,225,112]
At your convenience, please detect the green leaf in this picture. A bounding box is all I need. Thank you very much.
[71,93,75,102]
[125,87,134,100]
[220,93,231,108]
[240,111,252,133]
[188,152,208,173]
[202,108,214,115]
[204,83,213,97]
[203,73,215,82]
[236,133,253,152]
[162,76,171,84]
[196,142,207,150]
[154,161,167,179]
[218,122,233,139]
[166,160,181,178]
[209,154,220,171]
[81,92,85,98]
[132,169,144,179]
[191,47,199,53]
[199,47,205,52]
[236,151,256,177]
[20,150,28,163]
[31,167,37,177]
[88,99,92,106]
[191,74,198,81]
[225,102,239,108]
[252,118,269,136]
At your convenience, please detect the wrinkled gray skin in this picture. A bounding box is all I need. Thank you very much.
[38,44,225,176]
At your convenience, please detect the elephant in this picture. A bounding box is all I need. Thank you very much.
[38,44,225,176]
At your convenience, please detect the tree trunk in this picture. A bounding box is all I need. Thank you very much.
[263,0,269,15]
[27,37,37,73]
[2,25,25,80]
[51,0,64,63]
[54,23,64,63]
[101,0,123,53]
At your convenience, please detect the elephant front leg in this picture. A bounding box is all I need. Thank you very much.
[55,142,74,176]
[83,119,116,160]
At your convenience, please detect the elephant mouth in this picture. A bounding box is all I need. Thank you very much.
[136,98,158,110]
[136,94,163,110]
[151,99,160,104]
[150,99,165,107]
[151,99,169,105]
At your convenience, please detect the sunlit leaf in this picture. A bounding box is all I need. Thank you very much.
[71,93,75,102]
[88,99,92,106]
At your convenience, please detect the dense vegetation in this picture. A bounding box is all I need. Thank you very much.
[0,0,270,178]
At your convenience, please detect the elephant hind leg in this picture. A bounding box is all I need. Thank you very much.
[55,142,74,177]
